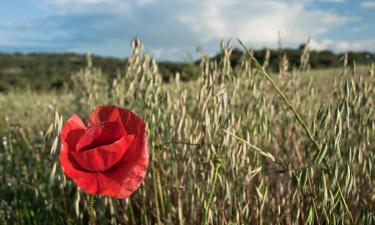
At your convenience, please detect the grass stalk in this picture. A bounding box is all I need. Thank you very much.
[238,39,321,152]
[202,160,221,225]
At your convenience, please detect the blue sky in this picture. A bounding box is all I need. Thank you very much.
[0,0,374,60]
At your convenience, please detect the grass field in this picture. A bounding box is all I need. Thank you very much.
[0,39,374,224]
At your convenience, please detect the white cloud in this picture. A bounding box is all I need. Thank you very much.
[351,25,368,33]
[39,0,132,14]
[174,0,351,48]
[0,36,7,46]
[150,47,187,60]
[39,0,157,14]
[317,39,375,51]
[137,0,157,7]
[336,41,350,50]
[308,38,375,52]
[15,0,364,58]
[38,0,352,45]
[314,0,345,3]
[360,1,375,9]
[310,38,335,50]
[341,39,375,50]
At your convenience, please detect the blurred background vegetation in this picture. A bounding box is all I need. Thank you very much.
[1,47,374,92]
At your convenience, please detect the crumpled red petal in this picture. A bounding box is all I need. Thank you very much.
[99,133,149,198]
[88,106,145,135]
[71,135,135,172]
[69,133,148,198]
[61,114,86,152]
[76,121,125,151]
[60,115,92,184]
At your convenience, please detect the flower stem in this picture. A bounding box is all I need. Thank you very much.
[88,195,96,225]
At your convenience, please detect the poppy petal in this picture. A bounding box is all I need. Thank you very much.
[60,115,93,185]
[76,121,126,151]
[88,106,145,135]
[61,114,86,152]
[99,133,149,198]
[71,135,135,172]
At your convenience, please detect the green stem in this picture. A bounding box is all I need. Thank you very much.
[202,164,220,225]
[238,39,321,152]
[238,39,354,222]
[89,195,96,225]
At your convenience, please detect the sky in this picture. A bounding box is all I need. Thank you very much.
[0,0,374,61]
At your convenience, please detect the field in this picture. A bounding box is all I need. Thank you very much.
[0,39,374,224]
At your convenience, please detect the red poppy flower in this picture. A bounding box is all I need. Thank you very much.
[60,106,149,199]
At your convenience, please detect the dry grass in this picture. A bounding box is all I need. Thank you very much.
[0,38,374,224]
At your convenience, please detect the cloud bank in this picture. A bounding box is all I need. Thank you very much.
[0,0,372,59]
[360,1,375,9]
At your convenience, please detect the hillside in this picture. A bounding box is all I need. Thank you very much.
[0,49,374,92]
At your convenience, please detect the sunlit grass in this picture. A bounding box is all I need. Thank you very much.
[0,39,374,224]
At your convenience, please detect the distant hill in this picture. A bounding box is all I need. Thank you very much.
[0,53,198,92]
[0,49,374,92]
[211,47,375,71]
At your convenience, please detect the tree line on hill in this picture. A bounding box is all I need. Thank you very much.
[0,48,374,92]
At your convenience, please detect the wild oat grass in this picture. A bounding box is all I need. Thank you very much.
[0,38,374,224]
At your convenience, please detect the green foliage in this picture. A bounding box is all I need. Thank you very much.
[0,52,198,92]
[1,46,373,92]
